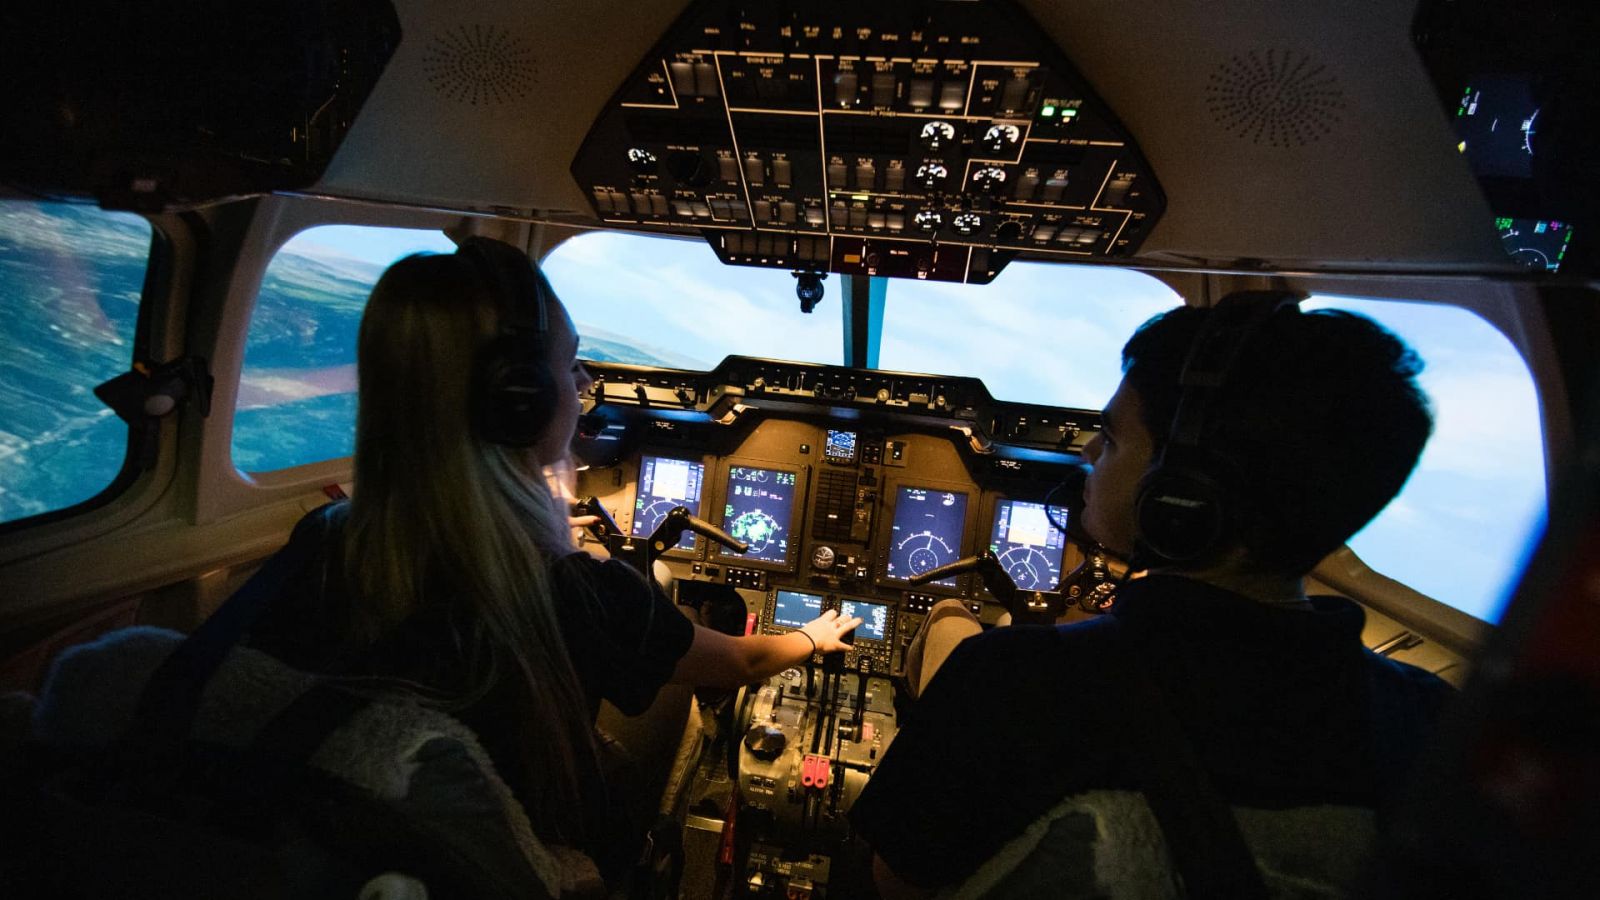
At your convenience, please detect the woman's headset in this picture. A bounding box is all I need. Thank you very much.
[1132,291,1303,566]
[454,237,557,448]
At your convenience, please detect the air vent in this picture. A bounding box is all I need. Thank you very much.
[1205,49,1345,147]
[422,24,537,106]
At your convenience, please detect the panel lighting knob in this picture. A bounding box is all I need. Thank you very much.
[813,545,837,571]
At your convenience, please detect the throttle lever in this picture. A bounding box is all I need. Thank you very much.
[1061,544,1118,614]
[650,505,750,555]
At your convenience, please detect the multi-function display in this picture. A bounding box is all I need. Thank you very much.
[885,486,969,586]
[720,466,798,564]
[824,429,858,463]
[772,590,823,629]
[839,599,890,643]
[633,455,705,549]
[989,499,1070,591]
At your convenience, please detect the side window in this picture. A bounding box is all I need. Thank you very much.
[233,225,454,472]
[1304,296,1546,623]
[0,200,153,525]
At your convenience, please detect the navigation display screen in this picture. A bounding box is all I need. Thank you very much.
[772,590,823,629]
[839,599,890,642]
[990,499,1070,591]
[632,456,705,549]
[1497,217,1575,273]
[1454,75,1541,179]
[885,486,969,586]
[719,466,798,564]
[824,429,858,462]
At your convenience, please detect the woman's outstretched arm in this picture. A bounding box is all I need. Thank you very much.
[670,610,862,687]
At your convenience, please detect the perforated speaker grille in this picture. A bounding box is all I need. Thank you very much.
[423,25,538,106]
[1205,49,1345,147]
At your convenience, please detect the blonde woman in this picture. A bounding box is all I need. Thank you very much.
[246,237,858,882]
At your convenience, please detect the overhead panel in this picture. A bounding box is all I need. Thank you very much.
[571,0,1164,283]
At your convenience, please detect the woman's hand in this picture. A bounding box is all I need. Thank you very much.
[542,457,600,534]
[799,609,864,654]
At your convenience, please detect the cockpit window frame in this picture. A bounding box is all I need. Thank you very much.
[0,201,169,540]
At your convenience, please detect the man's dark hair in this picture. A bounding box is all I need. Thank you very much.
[1121,305,1433,575]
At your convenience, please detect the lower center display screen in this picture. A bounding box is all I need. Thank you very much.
[885,485,969,586]
[772,590,822,629]
[720,465,798,564]
[990,499,1070,591]
[839,599,890,642]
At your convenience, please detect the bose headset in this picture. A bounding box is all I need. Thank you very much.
[454,236,558,448]
[1132,290,1303,567]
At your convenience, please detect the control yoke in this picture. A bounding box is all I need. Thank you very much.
[574,497,749,579]
[907,547,1118,625]
[655,505,750,555]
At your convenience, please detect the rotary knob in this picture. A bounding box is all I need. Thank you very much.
[812,545,837,571]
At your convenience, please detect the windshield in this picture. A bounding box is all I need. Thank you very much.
[543,230,843,370]
[875,260,1180,407]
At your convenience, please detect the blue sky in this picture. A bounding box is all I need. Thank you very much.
[275,226,1548,623]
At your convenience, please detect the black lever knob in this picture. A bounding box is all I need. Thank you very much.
[743,724,787,762]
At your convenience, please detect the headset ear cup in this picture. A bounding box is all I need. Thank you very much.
[474,334,557,447]
[1134,461,1230,564]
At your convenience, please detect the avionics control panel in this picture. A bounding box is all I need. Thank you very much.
[574,357,1096,676]
[572,0,1164,283]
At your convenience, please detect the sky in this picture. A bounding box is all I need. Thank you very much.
[253,225,1548,623]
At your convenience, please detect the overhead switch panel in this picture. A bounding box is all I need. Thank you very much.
[571,0,1164,283]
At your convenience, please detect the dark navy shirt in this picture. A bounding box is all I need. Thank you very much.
[245,502,695,873]
[849,574,1453,889]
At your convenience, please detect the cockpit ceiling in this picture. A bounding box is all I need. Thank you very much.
[314,0,1501,272]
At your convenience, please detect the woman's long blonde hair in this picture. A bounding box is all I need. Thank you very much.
[342,249,594,842]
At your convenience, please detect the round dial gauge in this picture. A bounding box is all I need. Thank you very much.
[920,120,957,150]
[915,162,949,190]
[951,212,984,236]
[812,545,837,571]
[979,124,1021,154]
[971,166,1007,192]
[913,210,943,233]
[626,147,658,173]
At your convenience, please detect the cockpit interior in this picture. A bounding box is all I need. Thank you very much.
[3,0,1598,896]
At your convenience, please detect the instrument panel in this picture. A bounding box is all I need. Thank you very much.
[571,0,1165,284]
[574,357,1097,675]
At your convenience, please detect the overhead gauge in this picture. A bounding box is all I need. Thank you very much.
[920,120,957,151]
[971,166,1008,192]
[626,147,658,174]
[951,212,985,236]
[915,162,950,190]
[913,210,943,233]
[979,123,1021,155]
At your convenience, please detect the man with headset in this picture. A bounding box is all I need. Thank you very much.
[852,294,1454,897]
